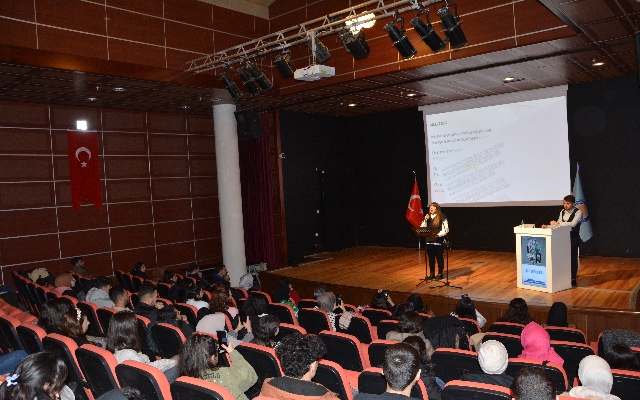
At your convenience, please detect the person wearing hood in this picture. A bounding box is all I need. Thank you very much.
[518,321,564,366]
[547,301,576,327]
[460,340,513,388]
[566,355,620,400]
[85,277,115,308]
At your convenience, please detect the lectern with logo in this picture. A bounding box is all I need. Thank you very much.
[514,226,572,293]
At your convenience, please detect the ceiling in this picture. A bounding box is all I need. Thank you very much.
[0,0,638,117]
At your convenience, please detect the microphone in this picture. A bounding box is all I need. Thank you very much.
[534,206,557,226]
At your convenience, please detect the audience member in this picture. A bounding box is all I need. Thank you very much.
[38,298,74,334]
[201,285,239,327]
[386,311,434,357]
[371,289,395,312]
[178,333,257,400]
[186,264,203,282]
[185,283,208,310]
[238,274,255,292]
[547,301,572,327]
[391,302,414,319]
[0,352,73,400]
[317,292,346,331]
[495,298,533,325]
[161,270,179,285]
[133,283,162,324]
[402,336,442,400]
[157,304,193,338]
[567,355,620,399]
[313,285,328,299]
[512,367,556,400]
[242,293,269,331]
[354,343,422,399]
[72,256,91,277]
[250,315,280,348]
[54,273,77,298]
[85,277,115,308]
[519,321,564,366]
[130,262,147,280]
[60,307,91,347]
[450,294,486,328]
[460,340,513,388]
[106,312,179,382]
[407,294,435,317]
[602,343,640,371]
[109,286,131,312]
[272,278,300,317]
[260,332,339,399]
[196,312,254,345]
[211,264,230,287]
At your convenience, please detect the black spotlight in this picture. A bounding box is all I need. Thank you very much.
[410,9,447,53]
[274,52,296,78]
[308,38,331,63]
[339,30,370,60]
[438,1,468,49]
[384,16,417,60]
[220,72,243,100]
[245,61,273,91]
[236,67,261,97]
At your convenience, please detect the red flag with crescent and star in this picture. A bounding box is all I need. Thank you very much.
[67,130,102,211]
[405,180,424,227]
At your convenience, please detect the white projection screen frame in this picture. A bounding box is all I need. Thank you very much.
[419,86,570,207]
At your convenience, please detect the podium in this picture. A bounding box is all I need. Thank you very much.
[514,226,572,293]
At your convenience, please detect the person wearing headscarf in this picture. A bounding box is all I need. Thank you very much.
[461,340,513,388]
[547,301,569,327]
[54,273,77,297]
[518,321,564,366]
[238,273,255,292]
[567,355,620,399]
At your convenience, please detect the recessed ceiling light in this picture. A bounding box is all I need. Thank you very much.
[87,97,97,101]
[181,105,189,109]
[211,98,221,102]
[348,103,356,107]
[503,77,516,82]
[113,87,125,92]
[407,93,417,97]
[592,61,604,66]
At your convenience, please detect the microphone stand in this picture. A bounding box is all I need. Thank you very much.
[430,237,462,289]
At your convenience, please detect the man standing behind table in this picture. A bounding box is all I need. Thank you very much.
[542,195,583,288]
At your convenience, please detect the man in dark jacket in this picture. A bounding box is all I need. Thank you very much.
[460,340,514,388]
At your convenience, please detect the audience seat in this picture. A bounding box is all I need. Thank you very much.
[313,359,354,400]
[431,348,482,383]
[115,360,172,400]
[266,302,297,325]
[504,358,568,393]
[151,322,186,359]
[337,314,375,344]
[297,298,318,309]
[134,314,153,357]
[367,339,396,368]
[0,314,25,352]
[276,323,307,341]
[251,290,272,304]
[235,342,283,399]
[361,309,392,326]
[358,367,428,399]
[171,376,235,400]
[319,330,370,389]
[120,273,136,293]
[611,368,640,400]
[115,270,126,287]
[550,340,595,384]
[486,322,526,336]
[131,276,144,292]
[546,326,586,344]
[77,301,104,337]
[175,303,199,327]
[96,307,118,333]
[16,323,46,354]
[482,333,522,359]
[43,333,91,400]
[457,317,481,335]
[76,344,120,398]
[229,287,248,303]
[442,380,513,400]
[376,320,400,341]
[156,282,171,300]
[62,294,79,306]
[298,308,332,334]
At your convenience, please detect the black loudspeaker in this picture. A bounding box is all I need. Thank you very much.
[234,109,264,141]
[636,32,640,87]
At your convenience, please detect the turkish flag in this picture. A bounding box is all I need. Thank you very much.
[405,181,424,227]
[67,130,102,211]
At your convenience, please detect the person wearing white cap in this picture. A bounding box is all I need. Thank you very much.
[460,340,514,388]
[566,355,620,399]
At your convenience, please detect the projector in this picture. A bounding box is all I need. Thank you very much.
[294,64,335,81]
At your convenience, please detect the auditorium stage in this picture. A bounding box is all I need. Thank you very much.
[267,246,640,311]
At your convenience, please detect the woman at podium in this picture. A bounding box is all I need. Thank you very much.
[421,202,449,280]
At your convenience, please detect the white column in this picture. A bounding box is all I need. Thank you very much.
[213,92,245,287]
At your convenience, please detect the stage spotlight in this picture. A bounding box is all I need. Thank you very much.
[245,61,273,91]
[384,15,417,60]
[274,52,296,78]
[339,30,370,60]
[437,1,468,49]
[220,72,243,100]
[236,67,261,97]
[410,9,447,53]
[307,38,331,63]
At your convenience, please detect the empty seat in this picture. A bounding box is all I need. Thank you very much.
[115,360,172,400]
[266,302,297,325]
[367,340,396,368]
[16,323,46,354]
[276,323,307,342]
[611,368,640,400]
[551,340,595,384]
[319,331,370,373]
[235,342,283,399]
[337,314,375,344]
[151,322,186,359]
[77,301,104,337]
[171,376,235,400]
[76,344,120,397]
[483,333,522,359]
[442,380,513,400]
[546,326,586,344]
[361,309,392,327]
[487,322,526,336]
[313,360,354,400]
[0,314,24,352]
[504,358,568,393]
[431,348,482,383]
[376,320,399,341]
[298,308,332,334]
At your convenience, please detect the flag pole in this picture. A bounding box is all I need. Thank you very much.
[414,170,421,251]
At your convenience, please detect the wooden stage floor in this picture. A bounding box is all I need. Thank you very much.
[271,247,640,311]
